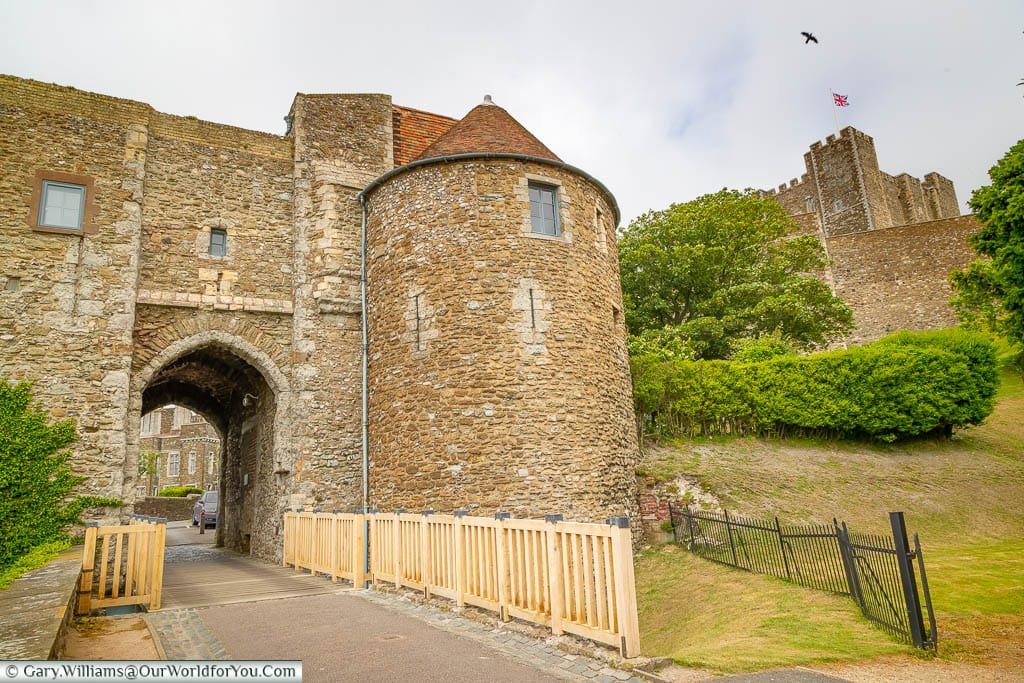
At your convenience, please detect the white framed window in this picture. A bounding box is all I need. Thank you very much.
[39,181,86,230]
[209,228,227,257]
[167,452,180,477]
[188,451,197,475]
[208,453,215,475]
[529,182,560,236]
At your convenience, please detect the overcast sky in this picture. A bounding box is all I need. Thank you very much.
[2,1,1021,224]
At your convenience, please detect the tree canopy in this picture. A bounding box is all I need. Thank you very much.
[618,189,853,359]
[951,138,1024,344]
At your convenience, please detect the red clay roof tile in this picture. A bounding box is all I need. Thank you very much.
[413,98,560,163]
[392,105,458,167]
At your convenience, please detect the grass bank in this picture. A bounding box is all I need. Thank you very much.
[636,368,1024,671]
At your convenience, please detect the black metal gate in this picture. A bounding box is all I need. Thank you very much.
[670,506,937,649]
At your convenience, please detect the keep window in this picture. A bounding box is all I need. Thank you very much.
[529,183,560,236]
[39,181,85,231]
[209,229,227,257]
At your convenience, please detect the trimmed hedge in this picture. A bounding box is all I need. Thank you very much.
[157,485,204,498]
[632,329,998,441]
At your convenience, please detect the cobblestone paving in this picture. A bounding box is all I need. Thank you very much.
[354,589,647,683]
[144,609,227,660]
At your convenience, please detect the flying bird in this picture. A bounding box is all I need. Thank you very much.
[801,31,818,44]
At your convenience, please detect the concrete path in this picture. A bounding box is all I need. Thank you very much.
[160,544,338,610]
[148,537,646,682]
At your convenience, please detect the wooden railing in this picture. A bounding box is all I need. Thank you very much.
[77,516,167,614]
[283,509,640,657]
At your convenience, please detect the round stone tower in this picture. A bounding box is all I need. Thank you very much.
[363,96,638,523]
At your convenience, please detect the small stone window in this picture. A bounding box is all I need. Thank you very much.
[167,452,180,477]
[209,228,228,257]
[529,183,560,236]
[188,451,197,475]
[805,196,815,213]
[39,181,86,230]
[833,198,845,212]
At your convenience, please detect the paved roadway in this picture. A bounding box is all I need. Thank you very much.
[150,523,846,683]
[150,523,640,682]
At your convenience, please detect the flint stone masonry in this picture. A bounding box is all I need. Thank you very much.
[762,126,978,343]
[2,74,641,559]
[365,159,639,523]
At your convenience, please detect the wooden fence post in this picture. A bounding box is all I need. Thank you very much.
[544,516,564,636]
[77,523,98,615]
[421,510,432,598]
[454,510,467,607]
[282,510,290,567]
[150,522,166,611]
[394,510,404,589]
[353,511,367,589]
[495,512,511,621]
[610,517,641,658]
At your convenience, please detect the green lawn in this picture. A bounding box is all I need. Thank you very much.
[636,368,1024,670]
[637,546,907,672]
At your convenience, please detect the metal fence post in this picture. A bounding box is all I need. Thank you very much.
[723,509,739,567]
[890,511,927,649]
[775,517,791,580]
[914,532,938,650]
[835,519,861,603]
[685,505,697,551]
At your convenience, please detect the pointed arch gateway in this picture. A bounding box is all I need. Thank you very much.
[127,330,294,561]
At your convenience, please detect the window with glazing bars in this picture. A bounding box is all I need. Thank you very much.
[39,181,86,230]
[529,183,560,236]
[209,228,227,257]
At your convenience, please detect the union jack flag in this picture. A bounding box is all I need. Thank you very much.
[833,93,850,107]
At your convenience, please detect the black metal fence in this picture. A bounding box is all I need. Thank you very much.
[669,505,937,649]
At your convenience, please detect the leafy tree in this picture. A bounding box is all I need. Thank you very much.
[619,189,853,358]
[951,139,1024,344]
[139,448,160,497]
[0,380,120,571]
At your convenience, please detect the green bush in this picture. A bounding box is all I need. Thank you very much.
[157,485,204,498]
[0,381,121,573]
[632,329,998,442]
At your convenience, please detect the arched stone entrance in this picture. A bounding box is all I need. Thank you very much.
[126,331,293,561]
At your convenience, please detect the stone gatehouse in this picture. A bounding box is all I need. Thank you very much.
[0,75,640,561]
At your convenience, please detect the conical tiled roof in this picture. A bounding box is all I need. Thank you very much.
[414,96,561,162]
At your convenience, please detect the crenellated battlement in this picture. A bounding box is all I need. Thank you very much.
[770,125,957,236]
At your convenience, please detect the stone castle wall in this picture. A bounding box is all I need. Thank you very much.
[762,126,973,344]
[0,76,148,504]
[365,159,639,522]
[828,215,979,344]
[3,74,641,557]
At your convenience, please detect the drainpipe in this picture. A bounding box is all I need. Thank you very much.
[359,194,370,511]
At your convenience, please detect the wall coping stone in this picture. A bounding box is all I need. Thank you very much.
[0,548,81,659]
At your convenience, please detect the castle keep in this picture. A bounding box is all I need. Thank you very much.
[0,75,639,560]
[762,127,979,343]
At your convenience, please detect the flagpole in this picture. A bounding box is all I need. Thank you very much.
[829,89,840,135]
